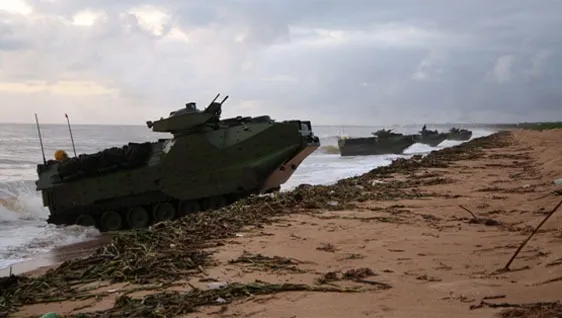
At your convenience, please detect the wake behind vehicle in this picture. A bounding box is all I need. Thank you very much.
[34,94,320,232]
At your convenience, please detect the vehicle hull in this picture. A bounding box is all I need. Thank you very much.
[413,133,448,147]
[36,117,320,232]
[337,136,415,157]
[447,131,473,141]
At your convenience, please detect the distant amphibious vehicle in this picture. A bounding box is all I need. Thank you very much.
[413,125,448,147]
[446,127,473,141]
[34,94,320,232]
[337,129,416,156]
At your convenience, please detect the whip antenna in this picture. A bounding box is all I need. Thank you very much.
[34,113,47,164]
[65,113,77,157]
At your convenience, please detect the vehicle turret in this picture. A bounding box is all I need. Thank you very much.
[447,126,473,141]
[414,125,447,146]
[372,129,403,138]
[146,94,228,136]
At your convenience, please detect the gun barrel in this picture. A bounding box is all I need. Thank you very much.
[207,93,220,107]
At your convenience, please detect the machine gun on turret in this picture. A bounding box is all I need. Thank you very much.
[372,128,402,138]
[146,93,229,136]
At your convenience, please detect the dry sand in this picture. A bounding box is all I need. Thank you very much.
[5,128,562,318]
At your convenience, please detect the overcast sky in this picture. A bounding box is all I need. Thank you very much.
[0,0,560,125]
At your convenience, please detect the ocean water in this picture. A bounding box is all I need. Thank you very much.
[0,123,495,269]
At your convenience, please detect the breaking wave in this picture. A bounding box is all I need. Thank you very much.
[0,180,100,269]
[0,180,46,223]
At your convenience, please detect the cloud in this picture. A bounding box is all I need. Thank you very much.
[487,55,515,84]
[524,49,553,79]
[0,0,561,125]
[412,49,449,82]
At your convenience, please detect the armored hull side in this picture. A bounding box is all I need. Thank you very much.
[413,133,448,147]
[35,101,320,232]
[447,130,472,141]
[337,136,415,157]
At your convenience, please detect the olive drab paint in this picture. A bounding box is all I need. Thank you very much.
[337,128,418,157]
[34,94,321,232]
[337,126,473,157]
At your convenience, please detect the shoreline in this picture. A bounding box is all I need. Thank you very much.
[0,132,490,278]
[0,236,110,278]
[2,128,562,317]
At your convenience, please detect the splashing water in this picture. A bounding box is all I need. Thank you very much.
[0,180,101,269]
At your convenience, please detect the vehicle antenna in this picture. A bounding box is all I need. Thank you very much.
[65,113,77,157]
[34,113,47,164]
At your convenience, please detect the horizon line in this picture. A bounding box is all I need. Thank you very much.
[0,121,557,128]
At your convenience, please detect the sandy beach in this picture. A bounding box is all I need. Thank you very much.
[2,128,562,318]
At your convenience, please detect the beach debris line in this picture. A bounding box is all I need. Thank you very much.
[228,251,308,273]
[363,132,511,178]
[316,267,393,289]
[470,299,562,317]
[0,131,513,316]
[70,281,362,318]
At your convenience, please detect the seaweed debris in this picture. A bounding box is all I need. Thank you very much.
[497,301,562,317]
[316,267,392,289]
[471,299,562,317]
[0,131,511,316]
[71,281,361,318]
[228,251,307,273]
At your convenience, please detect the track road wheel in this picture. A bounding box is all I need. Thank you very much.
[265,186,281,194]
[75,214,96,228]
[127,206,149,229]
[178,200,201,217]
[100,210,122,232]
[153,202,176,223]
[203,196,227,211]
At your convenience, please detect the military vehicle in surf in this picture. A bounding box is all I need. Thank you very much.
[446,127,472,141]
[34,94,320,232]
[413,125,448,147]
[337,129,416,157]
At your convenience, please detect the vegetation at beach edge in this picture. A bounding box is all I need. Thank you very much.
[487,121,562,131]
[521,121,562,130]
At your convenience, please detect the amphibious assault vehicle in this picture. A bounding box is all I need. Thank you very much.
[337,129,416,157]
[446,127,472,141]
[413,126,448,147]
[34,94,320,232]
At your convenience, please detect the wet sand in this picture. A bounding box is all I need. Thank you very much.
[0,236,110,277]
[5,128,562,317]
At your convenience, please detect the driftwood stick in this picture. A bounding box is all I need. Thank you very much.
[531,189,562,201]
[504,198,562,270]
[459,205,477,219]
